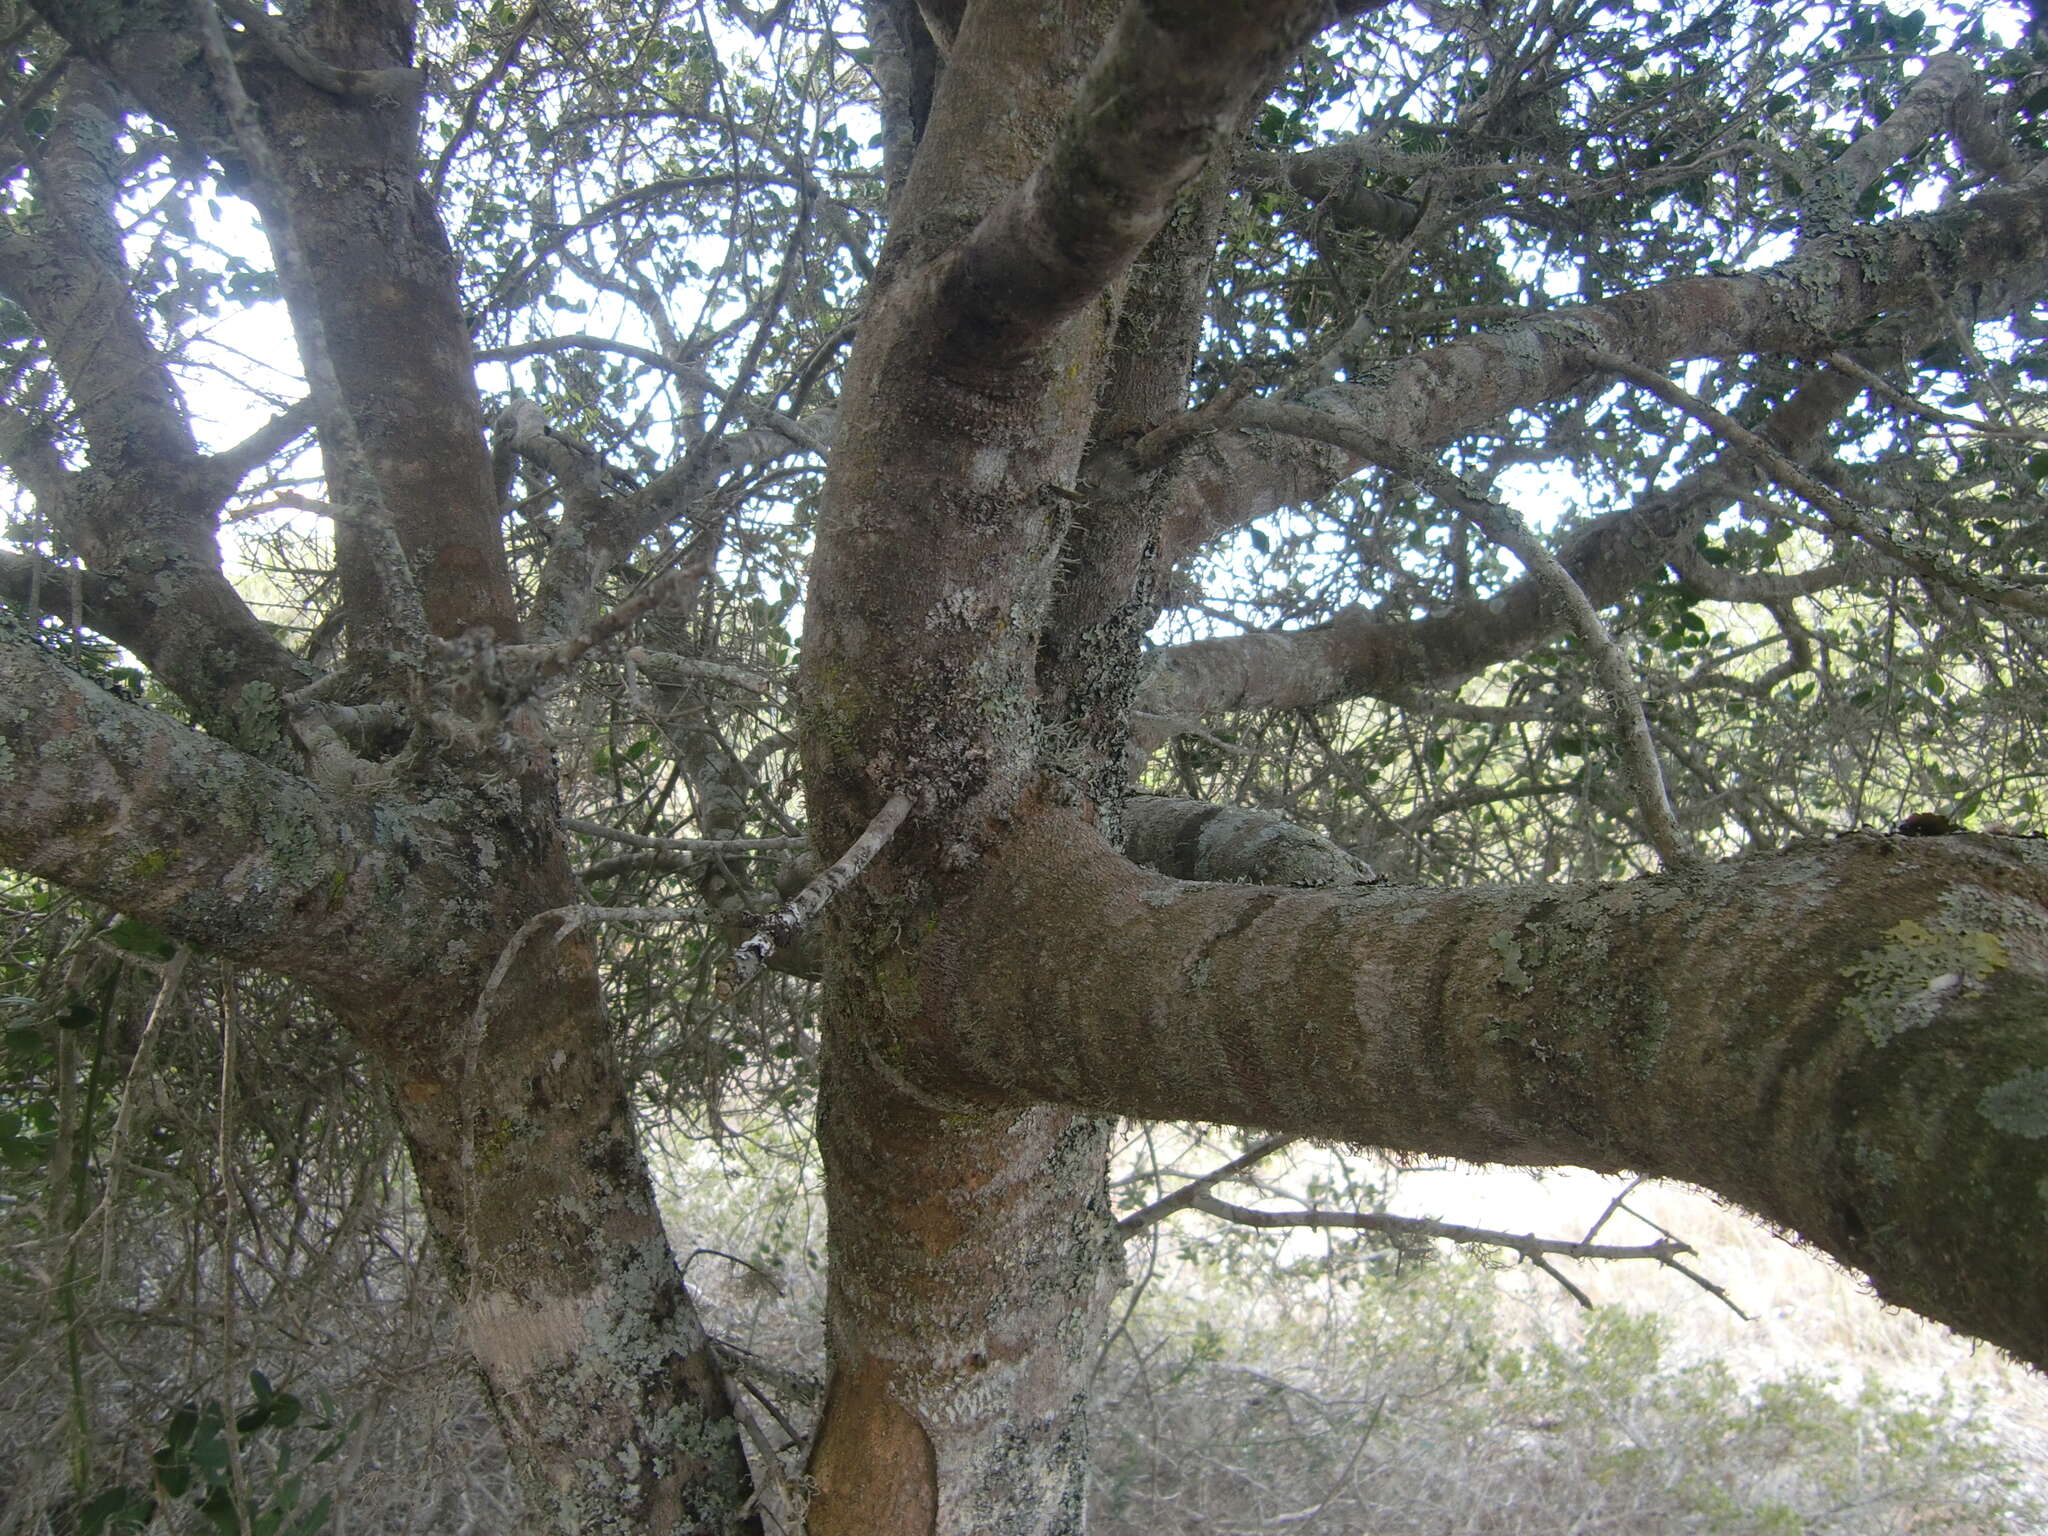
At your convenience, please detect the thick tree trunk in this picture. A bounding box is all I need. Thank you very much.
[0,617,758,1535]
[798,3,1336,1525]
[358,957,757,1536]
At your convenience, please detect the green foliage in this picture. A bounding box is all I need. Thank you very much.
[74,1372,351,1536]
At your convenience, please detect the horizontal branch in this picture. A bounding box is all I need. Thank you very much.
[928,807,2048,1367]
[0,618,498,1003]
[1150,185,2048,565]
[1116,1133,1295,1236]
[1187,1192,1690,1265]
[1131,334,1875,724]
[1119,794,1376,886]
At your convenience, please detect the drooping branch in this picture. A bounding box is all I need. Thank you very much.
[929,808,2048,1367]
[1235,400,1693,867]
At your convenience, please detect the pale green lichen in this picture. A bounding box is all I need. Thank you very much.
[230,680,281,751]
[1979,1067,2048,1140]
[1839,890,2013,1046]
[1489,930,1533,992]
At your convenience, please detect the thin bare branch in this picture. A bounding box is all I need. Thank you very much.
[1117,1134,1297,1237]
[732,793,911,986]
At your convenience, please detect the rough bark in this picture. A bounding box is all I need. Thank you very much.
[34,0,518,644]
[0,616,759,1534]
[0,65,310,735]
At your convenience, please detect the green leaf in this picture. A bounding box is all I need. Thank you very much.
[106,918,177,961]
[77,1486,156,1534]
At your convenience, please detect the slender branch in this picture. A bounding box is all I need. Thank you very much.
[1823,348,2048,443]
[476,334,827,452]
[1186,1192,1692,1262]
[428,0,541,196]
[88,946,188,1287]
[732,793,911,987]
[1587,349,2048,620]
[1117,1134,1296,1237]
[205,396,317,485]
[1237,399,1694,869]
[625,648,780,696]
[562,817,807,855]
[1184,1192,1724,1311]
[499,556,713,695]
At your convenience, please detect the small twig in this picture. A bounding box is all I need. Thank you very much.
[1824,349,2048,443]
[1588,349,2048,620]
[562,817,806,854]
[1530,1253,1595,1310]
[1661,1254,1752,1321]
[1117,1134,1297,1237]
[1580,1175,1646,1245]
[731,793,911,988]
[91,948,189,1287]
[1127,376,1256,471]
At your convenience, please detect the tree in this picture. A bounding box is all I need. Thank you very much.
[2,0,2047,1529]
